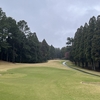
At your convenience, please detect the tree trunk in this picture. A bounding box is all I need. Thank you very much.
[19,50,22,63]
[12,43,15,63]
[82,61,84,68]
[85,62,88,68]
[75,61,77,65]
[78,61,80,67]
[6,52,8,62]
[92,61,96,70]
[98,62,100,70]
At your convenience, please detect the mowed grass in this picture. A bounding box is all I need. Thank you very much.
[0,60,100,100]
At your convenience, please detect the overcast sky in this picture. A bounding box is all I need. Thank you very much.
[1,0,100,48]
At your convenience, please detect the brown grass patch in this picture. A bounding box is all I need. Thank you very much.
[0,60,68,72]
[81,81,100,86]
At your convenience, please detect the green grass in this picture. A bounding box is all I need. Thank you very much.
[0,60,100,100]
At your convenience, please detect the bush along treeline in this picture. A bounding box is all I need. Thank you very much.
[0,8,63,63]
[66,15,100,71]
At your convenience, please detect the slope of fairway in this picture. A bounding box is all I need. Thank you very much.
[0,60,100,100]
[0,60,67,71]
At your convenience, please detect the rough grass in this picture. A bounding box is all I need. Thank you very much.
[0,60,67,71]
[0,60,100,100]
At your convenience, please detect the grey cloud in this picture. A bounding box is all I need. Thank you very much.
[1,0,100,48]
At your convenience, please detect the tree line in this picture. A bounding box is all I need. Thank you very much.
[0,8,65,63]
[67,15,100,71]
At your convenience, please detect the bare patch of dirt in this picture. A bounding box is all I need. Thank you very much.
[80,81,100,86]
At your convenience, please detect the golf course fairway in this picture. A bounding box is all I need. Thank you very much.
[0,60,100,100]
